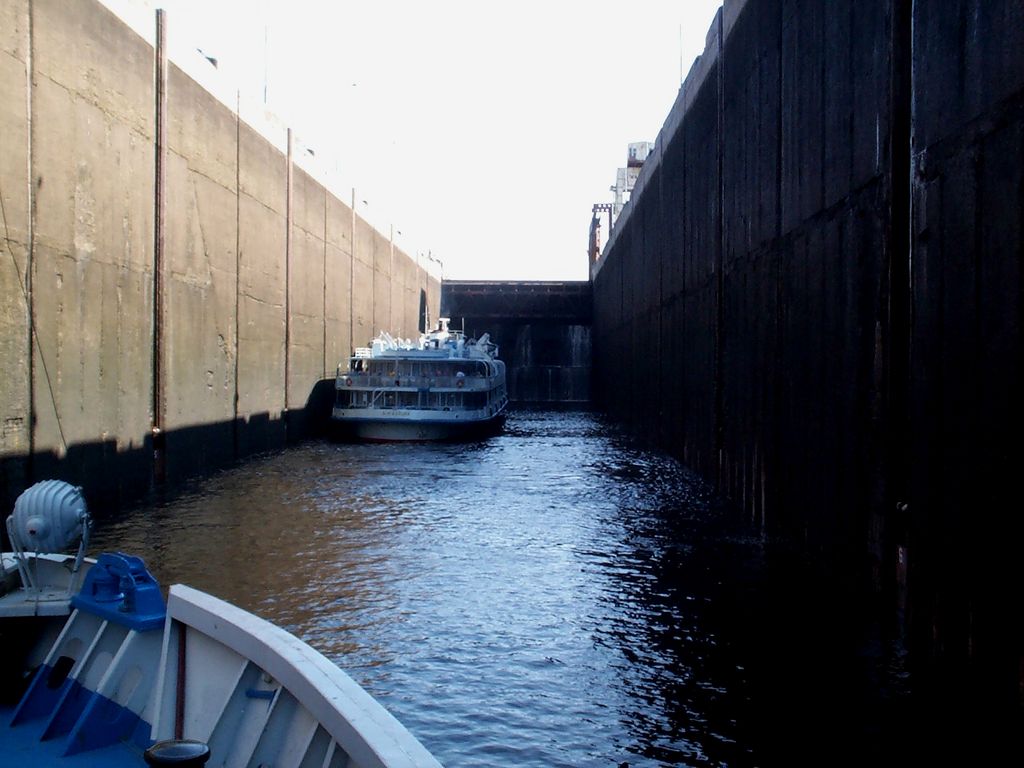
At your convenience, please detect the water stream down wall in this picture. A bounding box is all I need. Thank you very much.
[0,0,440,508]
[592,0,1023,707]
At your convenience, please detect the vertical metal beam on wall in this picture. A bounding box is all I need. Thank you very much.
[284,128,292,437]
[232,91,241,458]
[656,159,666,448]
[349,187,355,355]
[322,189,328,377]
[152,8,167,484]
[713,12,725,487]
[370,208,376,336]
[19,0,67,479]
[768,0,784,534]
[884,0,914,593]
[25,0,35,477]
[389,224,394,333]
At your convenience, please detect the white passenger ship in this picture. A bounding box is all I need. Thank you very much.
[332,318,508,441]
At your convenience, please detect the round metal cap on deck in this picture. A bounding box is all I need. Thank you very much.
[10,479,89,553]
[143,739,211,766]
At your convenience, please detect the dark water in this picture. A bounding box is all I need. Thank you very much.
[89,411,902,767]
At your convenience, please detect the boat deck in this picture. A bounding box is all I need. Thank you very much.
[0,706,141,768]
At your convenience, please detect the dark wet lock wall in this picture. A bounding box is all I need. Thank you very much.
[591,0,1024,714]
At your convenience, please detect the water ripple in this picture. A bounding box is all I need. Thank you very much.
[89,410,864,767]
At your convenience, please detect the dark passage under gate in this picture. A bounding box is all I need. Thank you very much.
[441,281,592,404]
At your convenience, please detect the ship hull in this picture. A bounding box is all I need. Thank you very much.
[331,409,506,442]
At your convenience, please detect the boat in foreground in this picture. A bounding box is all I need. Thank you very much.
[332,318,508,442]
[0,480,442,768]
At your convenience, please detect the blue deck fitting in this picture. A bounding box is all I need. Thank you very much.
[70,552,166,631]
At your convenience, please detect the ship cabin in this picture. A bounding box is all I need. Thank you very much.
[336,352,507,413]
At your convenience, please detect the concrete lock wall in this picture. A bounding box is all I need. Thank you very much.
[592,0,1023,703]
[0,0,440,510]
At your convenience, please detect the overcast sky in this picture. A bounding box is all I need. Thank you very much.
[151,0,723,281]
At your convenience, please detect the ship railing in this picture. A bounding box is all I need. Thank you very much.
[364,399,491,414]
[337,374,498,391]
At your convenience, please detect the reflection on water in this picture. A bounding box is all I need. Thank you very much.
[90,411,891,767]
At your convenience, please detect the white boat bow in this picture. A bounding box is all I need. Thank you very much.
[0,481,443,768]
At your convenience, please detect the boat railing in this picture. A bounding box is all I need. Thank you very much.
[338,373,498,391]
[361,401,502,415]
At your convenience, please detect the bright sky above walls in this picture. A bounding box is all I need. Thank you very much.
[145,0,724,281]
